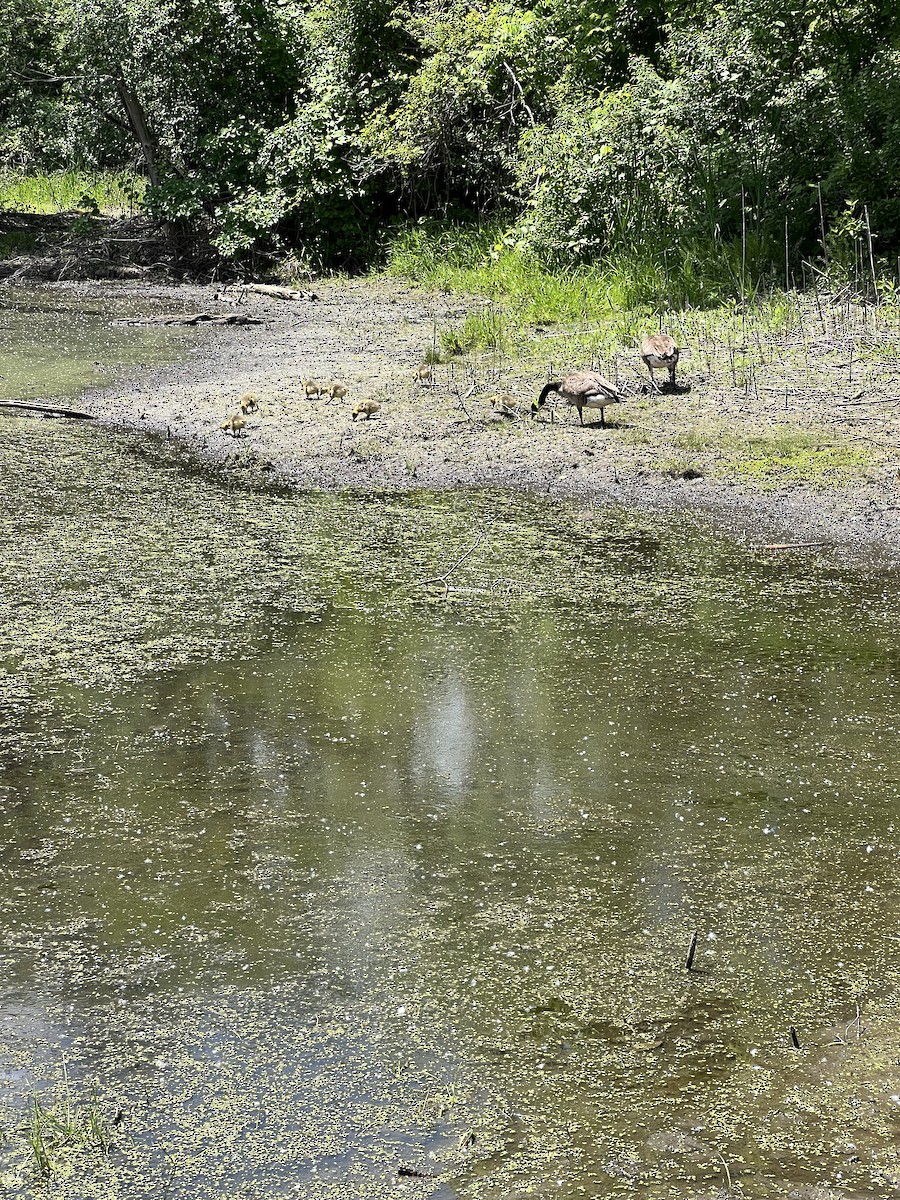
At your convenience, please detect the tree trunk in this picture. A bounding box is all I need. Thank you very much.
[114,74,159,188]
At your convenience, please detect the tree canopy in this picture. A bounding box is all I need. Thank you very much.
[4,0,900,276]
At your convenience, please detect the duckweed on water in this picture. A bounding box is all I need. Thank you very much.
[5,412,900,1196]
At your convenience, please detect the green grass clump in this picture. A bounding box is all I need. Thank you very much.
[730,439,872,488]
[23,1069,112,1178]
[0,169,146,215]
[667,423,873,489]
[386,222,657,349]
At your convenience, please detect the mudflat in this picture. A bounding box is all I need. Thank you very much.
[35,276,900,564]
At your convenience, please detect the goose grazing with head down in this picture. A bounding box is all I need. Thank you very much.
[640,334,680,392]
[532,371,624,426]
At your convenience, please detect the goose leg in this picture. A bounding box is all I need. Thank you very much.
[578,405,584,425]
[648,365,660,393]
[668,365,676,389]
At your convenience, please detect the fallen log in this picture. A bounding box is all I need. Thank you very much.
[0,399,95,419]
[119,312,263,326]
[216,283,317,302]
[753,541,832,550]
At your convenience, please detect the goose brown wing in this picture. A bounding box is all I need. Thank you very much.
[563,371,621,400]
[641,334,678,361]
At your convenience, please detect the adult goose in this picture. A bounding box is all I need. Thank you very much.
[532,371,624,426]
[640,334,680,391]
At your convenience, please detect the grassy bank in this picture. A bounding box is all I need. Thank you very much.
[383,221,900,490]
[0,170,145,216]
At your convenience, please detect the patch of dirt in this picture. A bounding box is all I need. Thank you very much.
[30,277,900,567]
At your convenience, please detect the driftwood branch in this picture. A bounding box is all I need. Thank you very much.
[414,530,489,594]
[0,400,95,420]
[119,312,263,326]
[217,283,317,302]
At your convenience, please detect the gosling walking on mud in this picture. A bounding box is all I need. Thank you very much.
[220,412,247,437]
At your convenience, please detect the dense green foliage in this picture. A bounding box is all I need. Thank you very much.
[2,0,900,284]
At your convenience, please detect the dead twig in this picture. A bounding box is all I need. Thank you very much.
[0,399,95,420]
[452,381,478,424]
[413,530,489,595]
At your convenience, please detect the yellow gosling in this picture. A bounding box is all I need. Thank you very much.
[492,394,524,418]
[352,399,382,420]
[220,412,247,437]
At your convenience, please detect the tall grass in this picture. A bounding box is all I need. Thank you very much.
[384,220,766,355]
[24,1067,112,1178]
[0,169,146,216]
[383,219,900,369]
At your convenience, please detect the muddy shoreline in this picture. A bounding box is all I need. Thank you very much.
[16,277,900,568]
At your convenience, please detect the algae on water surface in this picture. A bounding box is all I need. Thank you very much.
[3,410,900,1197]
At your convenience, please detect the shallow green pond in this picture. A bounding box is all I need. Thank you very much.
[0,284,195,403]
[3,326,900,1197]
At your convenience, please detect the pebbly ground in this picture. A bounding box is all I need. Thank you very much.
[72,277,900,568]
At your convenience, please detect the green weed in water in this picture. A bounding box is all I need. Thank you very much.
[25,1067,111,1178]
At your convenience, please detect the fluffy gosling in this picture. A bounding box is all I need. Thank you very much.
[220,412,247,437]
[415,363,433,386]
[492,394,525,418]
[239,391,260,414]
[352,399,382,420]
[328,382,348,401]
[303,378,323,400]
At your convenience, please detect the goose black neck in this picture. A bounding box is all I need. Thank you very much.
[536,381,561,408]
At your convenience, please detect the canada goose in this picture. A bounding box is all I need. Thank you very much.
[532,371,624,426]
[640,334,680,391]
[328,383,348,401]
[220,412,247,436]
[415,363,433,386]
[352,399,381,420]
[239,391,259,414]
[303,379,323,400]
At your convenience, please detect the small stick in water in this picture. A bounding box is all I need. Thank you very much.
[790,1025,801,1050]
[686,930,698,972]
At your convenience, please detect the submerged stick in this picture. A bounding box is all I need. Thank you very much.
[414,530,489,594]
[753,541,832,550]
[686,930,698,972]
[790,1025,801,1050]
[715,1149,733,1193]
[0,399,95,420]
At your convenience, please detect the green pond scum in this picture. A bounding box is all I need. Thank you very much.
[0,286,195,406]
[4,313,900,1198]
